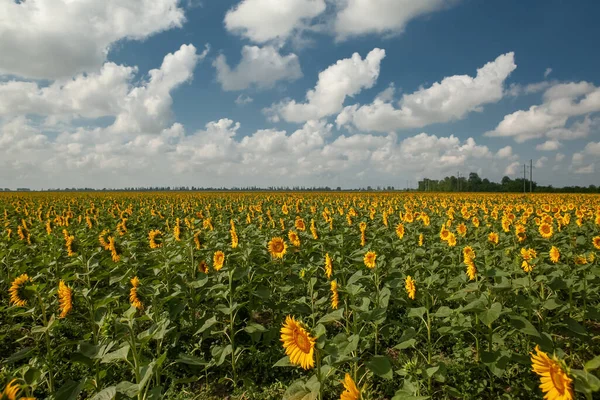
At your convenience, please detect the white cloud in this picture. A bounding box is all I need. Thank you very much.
[224,0,326,44]
[584,141,600,156]
[544,68,552,78]
[536,140,561,151]
[495,146,513,159]
[572,152,584,165]
[0,0,185,79]
[486,81,600,142]
[336,52,516,132]
[555,153,565,162]
[574,164,594,174]
[214,46,302,91]
[535,156,548,168]
[235,94,254,106]
[333,0,452,41]
[504,161,520,176]
[265,48,385,123]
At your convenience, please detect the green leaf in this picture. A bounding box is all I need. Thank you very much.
[394,327,417,350]
[273,356,293,367]
[317,308,344,324]
[283,379,319,400]
[89,386,116,400]
[478,302,502,326]
[116,381,138,398]
[54,380,85,400]
[434,306,452,318]
[585,356,600,371]
[100,345,130,364]
[195,316,218,335]
[244,322,267,334]
[509,315,540,337]
[407,307,427,319]
[5,347,35,363]
[175,354,208,366]
[366,355,393,379]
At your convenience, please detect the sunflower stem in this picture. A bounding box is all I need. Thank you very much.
[36,291,55,394]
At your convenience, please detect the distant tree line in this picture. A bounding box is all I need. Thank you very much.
[418,173,600,193]
[2,186,399,192]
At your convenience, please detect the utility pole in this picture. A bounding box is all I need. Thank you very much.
[530,159,533,193]
[523,164,526,194]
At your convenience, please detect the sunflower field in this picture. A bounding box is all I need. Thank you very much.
[1,192,600,400]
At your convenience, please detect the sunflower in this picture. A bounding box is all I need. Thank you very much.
[457,223,467,237]
[129,276,143,310]
[539,223,553,239]
[439,227,450,241]
[330,280,339,309]
[295,217,306,231]
[280,316,315,370]
[549,246,560,264]
[521,260,533,273]
[325,253,333,279]
[395,223,405,239]
[530,345,574,400]
[148,229,163,249]
[463,246,475,261]
[405,276,416,300]
[488,232,499,245]
[363,251,376,269]
[418,233,423,247]
[593,236,600,250]
[99,229,111,250]
[447,233,457,247]
[288,230,301,247]
[9,274,30,307]
[268,237,287,259]
[198,261,209,274]
[194,231,201,250]
[108,236,120,263]
[230,229,238,249]
[57,280,73,318]
[465,258,477,281]
[310,219,318,240]
[213,251,225,271]
[340,373,360,400]
[2,379,19,400]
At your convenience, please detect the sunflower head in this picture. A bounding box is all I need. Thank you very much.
[340,373,360,400]
[530,345,574,400]
[363,251,377,269]
[539,223,553,239]
[2,379,20,400]
[288,230,300,247]
[549,246,560,263]
[213,251,225,271]
[488,232,499,245]
[58,280,73,318]
[405,276,416,300]
[395,223,405,239]
[280,316,315,370]
[593,236,600,250]
[268,237,287,259]
[9,274,31,307]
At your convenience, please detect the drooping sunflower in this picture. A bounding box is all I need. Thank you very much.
[108,236,120,263]
[325,253,333,279]
[288,230,301,247]
[549,246,560,264]
[521,260,533,273]
[295,217,306,231]
[9,274,31,307]
[330,280,339,309]
[198,261,209,274]
[463,246,475,261]
[280,316,315,370]
[405,276,416,300]
[593,236,600,250]
[193,231,201,250]
[129,276,143,310]
[530,345,574,400]
[99,229,111,250]
[539,223,553,239]
[230,229,239,249]
[310,219,318,240]
[57,280,73,318]
[148,229,163,249]
[340,373,360,400]
[418,233,423,247]
[465,258,477,281]
[363,251,377,269]
[213,251,225,271]
[268,237,287,259]
[395,223,405,239]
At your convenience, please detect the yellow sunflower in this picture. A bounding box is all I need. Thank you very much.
[395,223,405,239]
[330,280,339,309]
[418,233,423,247]
[198,261,209,274]
[2,379,20,400]
[325,253,333,279]
[363,251,376,269]
[280,316,315,370]
[593,236,600,250]
[447,233,457,247]
[148,229,163,249]
[295,217,306,231]
[268,237,287,259]
[488,232,499,245]
[129,276,143,310]
[465,258,477,281]
[549,246,560,264]
[539,223,553,239]
[288,230,301,247]
[213,251,225,271]
[530,345,574,400]
[9,274,31,307]
[58,280,73,318]
[405,276,416,300]
[340,373,360,400]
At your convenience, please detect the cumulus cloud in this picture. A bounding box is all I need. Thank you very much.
[495,146,513,159]
[0,0,185,79]
[536,140,561,151]
[485,81,600,142]
[336,52,516,132]
[535,156,548,168]
[214,46,302,91]
[235,94,254,106]
[584,141,600,156]
[265,48,386,123]
[332,0,455,41]
[504,161,521,176]
[224,0,326,44]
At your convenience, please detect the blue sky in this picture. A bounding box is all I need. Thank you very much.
[1,0,599,189]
